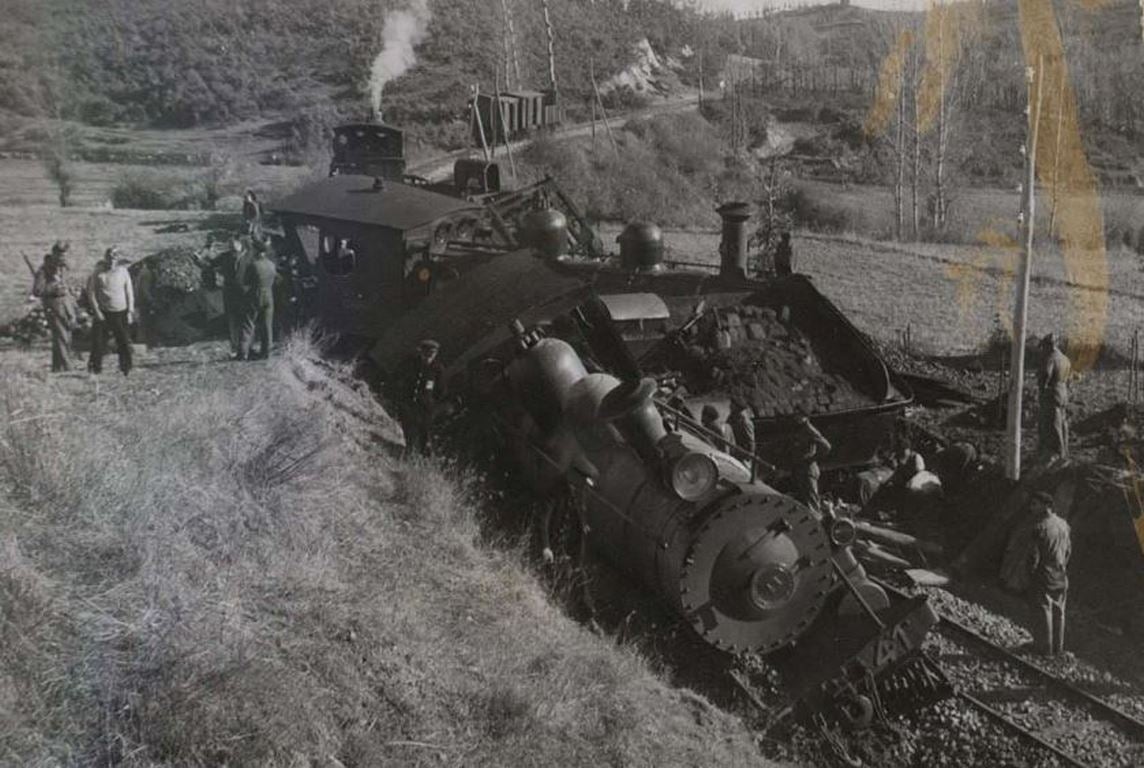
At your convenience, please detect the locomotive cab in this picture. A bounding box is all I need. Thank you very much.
[329,123,406,180]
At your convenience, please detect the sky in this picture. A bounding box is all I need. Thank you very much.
[698,0,932,14]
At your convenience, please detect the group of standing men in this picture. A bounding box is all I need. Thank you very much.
[32,241,136,376]
[194,232,278,361]
[28,188,277,372]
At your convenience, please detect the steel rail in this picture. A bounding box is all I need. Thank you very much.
[875,578,1144,767]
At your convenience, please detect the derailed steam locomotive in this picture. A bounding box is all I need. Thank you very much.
[272,129,949,730]
[365,232,949,731]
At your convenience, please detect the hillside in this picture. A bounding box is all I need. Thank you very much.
[0,0,702,147]
[0,336,770,766]
[719,0,1144,193]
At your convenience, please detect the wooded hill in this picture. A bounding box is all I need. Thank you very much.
[0,0,704,132]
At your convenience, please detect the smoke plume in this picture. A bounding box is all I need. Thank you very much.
[369,0,432,120]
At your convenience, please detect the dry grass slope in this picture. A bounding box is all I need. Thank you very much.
[0,337,766,767]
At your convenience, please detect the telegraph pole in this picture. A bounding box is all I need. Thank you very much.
[1005,58,1045,480]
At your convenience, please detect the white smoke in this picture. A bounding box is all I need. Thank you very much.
[369,0,432,120]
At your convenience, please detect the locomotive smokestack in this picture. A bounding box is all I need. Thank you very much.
[717,202,752,279]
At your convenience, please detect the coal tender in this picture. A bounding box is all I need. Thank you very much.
[369,203,949,730]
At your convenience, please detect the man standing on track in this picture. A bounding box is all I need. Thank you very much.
[85,247,135,376]
[1025,490,1071,656]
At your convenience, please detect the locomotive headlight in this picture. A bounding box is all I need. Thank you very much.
[668,451,718,502]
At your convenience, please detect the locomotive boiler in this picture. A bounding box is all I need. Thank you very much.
[498,323,868,654]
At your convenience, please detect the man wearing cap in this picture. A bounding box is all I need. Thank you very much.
[1025,490,1071,656]
[85,247,134,376]
[700,404,734,444]
[238,236,278,361]
[1037,335,1071,460]
[395,339,446,456]
[32,242,79,372]
[729,397,756,458]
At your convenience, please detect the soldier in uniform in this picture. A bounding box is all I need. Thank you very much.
[32,241,78,372]
[193,235,250,358]
[1025,490,1071,656]
[238,237,278,360]
[1037,334,1071,460]
[395,339,446,456]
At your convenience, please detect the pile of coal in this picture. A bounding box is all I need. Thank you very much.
[662,304,870,417]
[131,246,225,346]
[132,246,204,294]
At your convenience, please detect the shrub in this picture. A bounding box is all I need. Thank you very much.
[41,135,75,207]
[111,174,177,210]
[785,186,852,232]
[111,169,228,211]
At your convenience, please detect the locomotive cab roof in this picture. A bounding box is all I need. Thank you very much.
[272,175,481,231]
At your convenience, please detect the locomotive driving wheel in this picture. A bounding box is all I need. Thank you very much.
[679,494,834,654]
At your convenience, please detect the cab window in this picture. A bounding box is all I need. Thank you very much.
[318,235,358,276]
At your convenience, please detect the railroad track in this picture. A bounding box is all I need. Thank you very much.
[876,578,1144,767]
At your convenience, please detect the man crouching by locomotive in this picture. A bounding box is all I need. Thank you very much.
[394,339,446,456]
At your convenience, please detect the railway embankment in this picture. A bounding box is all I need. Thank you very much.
[0,335,771,766]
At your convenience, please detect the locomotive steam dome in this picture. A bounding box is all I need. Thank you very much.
[618,221,665,272]
[521,209,568,259]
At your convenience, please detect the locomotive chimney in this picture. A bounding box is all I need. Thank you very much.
[717,202,752,279]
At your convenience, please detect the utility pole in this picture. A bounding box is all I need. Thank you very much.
[500,0,521,89]
[589,60,598,151]
[541,0,558,104]
[1005,58,1045,481]
[1048,70,1065,238]
[471,84,491,163]
[590,64,619,155]
[698,51,704,108]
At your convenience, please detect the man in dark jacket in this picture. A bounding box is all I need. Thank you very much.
[242,190,264,239]
[239,238,278,360]
[1026,490,1071,656]
[395,339,446,456]
[194,235,249,358]
[774,232,794,276]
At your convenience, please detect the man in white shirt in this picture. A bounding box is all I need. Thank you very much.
[86,247,135,376]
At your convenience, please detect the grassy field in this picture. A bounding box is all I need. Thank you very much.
[609,222,1144,368]
[0,337,769,766]
[0,156,319,325]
